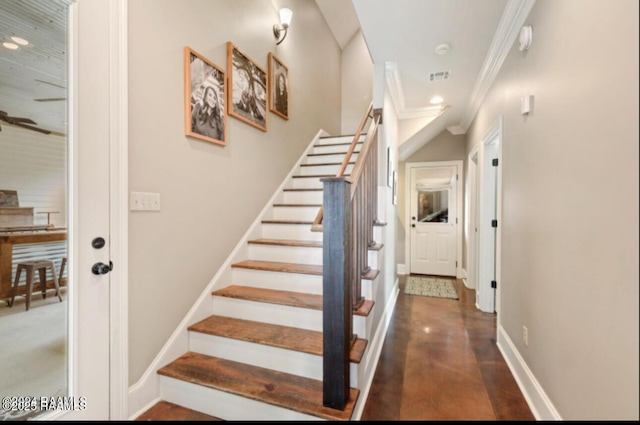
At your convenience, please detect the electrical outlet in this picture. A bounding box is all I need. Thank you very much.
[130,191,160,211]
[523,326,529,346]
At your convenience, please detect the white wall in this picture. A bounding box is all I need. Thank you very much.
[0,126,66,227]
[341,30,373,134]
[466,0,638,419]
[127,0,342,384]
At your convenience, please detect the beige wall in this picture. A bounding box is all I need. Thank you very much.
[466,0,638,419]
[396,130,467,266]
[341,30,373,134]
[127,0,341,384]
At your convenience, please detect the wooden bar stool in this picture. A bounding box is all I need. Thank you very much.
[9,260,63,311]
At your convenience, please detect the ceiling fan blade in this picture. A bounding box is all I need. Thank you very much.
[34,98,66,102]
[6,117,37,125]
[13,122,51,135]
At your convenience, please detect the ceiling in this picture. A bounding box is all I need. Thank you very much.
[0,0,68,136]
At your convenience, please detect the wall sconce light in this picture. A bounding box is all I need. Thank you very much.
[273,8,293,45]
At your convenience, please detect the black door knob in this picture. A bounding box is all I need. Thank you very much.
[412,224,415,228]
[92,262,111,275]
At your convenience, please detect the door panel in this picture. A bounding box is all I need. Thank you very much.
[409,165,458,277]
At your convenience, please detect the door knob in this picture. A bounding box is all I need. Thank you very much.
[412,224,415,228]
[92,262,112,275]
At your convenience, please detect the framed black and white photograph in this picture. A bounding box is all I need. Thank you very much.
[227,42,267,132]
[268,52,289,120]
[184,47,226,146]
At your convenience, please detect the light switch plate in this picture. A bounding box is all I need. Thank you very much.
[130,192,160,211]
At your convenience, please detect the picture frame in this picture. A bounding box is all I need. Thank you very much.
[268,52,289,120]
[227,42,267,132]
[184,47,226,146]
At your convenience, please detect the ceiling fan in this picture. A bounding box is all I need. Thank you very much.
[0,110,51,135]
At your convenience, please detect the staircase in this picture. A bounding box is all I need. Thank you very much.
[136,134,383,421]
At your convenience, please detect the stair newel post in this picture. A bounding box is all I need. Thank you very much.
[321,176,353,411]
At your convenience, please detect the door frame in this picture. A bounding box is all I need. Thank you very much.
[404,160,463,278]
[477,116,503,314]
[465,146,479,292]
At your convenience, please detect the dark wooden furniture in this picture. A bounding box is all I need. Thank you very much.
[0,230,67,301]
[9,259,63,310]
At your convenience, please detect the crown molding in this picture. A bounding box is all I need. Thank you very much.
[457,0,536,132]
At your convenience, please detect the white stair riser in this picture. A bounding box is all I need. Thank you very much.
[298,163,353,176]
[211,296,368,333]
[262,223,322,241]
[232,268,323,294]
[160,376,319,421]
[248,244,322,265]
[188,332,361,386]
[282,190,323,204]
[212,296,322,331]
[311,145,357,155]
[316,135,364,145]
[272,206,320,221]
[290,176,323,189]
[230,268,373,298]
[369,249,379,269]
[304,152,358,164]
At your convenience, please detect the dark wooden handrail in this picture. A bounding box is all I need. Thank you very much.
[321,104,380,411]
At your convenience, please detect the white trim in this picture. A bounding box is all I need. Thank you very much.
[465,145,479,291]
[404,160,463,278]
[458,0,536,132]
[497,325,562,420]
[127,129,330,418]
[353,278,399,420]
[109,0,128,419]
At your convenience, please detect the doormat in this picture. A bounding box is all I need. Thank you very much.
[404,276,458,300]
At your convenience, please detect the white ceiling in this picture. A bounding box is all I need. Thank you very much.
[0,0,68,136]
[319,0,534,144]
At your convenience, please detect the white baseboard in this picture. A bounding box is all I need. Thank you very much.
[352,277,400,420]
[497,324,562,420]
[397,264,406,275]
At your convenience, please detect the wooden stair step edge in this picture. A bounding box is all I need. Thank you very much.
[189,314,367,363]
[231,260,379,281]
[247,238,322,248]
[135,400,222,421]
[212,284,374,317]
[158,352,359,421]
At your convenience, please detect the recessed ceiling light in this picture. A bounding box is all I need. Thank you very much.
[11,36,29,46]
[435,43,450,55]
[430,96,444,105]
[2,42,19,50]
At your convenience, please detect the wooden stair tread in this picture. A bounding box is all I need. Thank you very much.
[306,152,359,157]
[282,188,323,191]
[136,400,222,421]
[231,260,379,280]
[189,314,367,363]
[212,284,374,317]
[314,141,363,147]
[158,352,359,421]
[261,219,314,225]
[300,162,355,167]
[248,238,322,248]
[292,174,350,178]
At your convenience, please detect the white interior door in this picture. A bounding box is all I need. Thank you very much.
[409,164,458,277]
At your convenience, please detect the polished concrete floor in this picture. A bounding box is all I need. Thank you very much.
[360,274,535,421]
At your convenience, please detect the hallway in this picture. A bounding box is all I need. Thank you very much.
[361,274,534,420]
